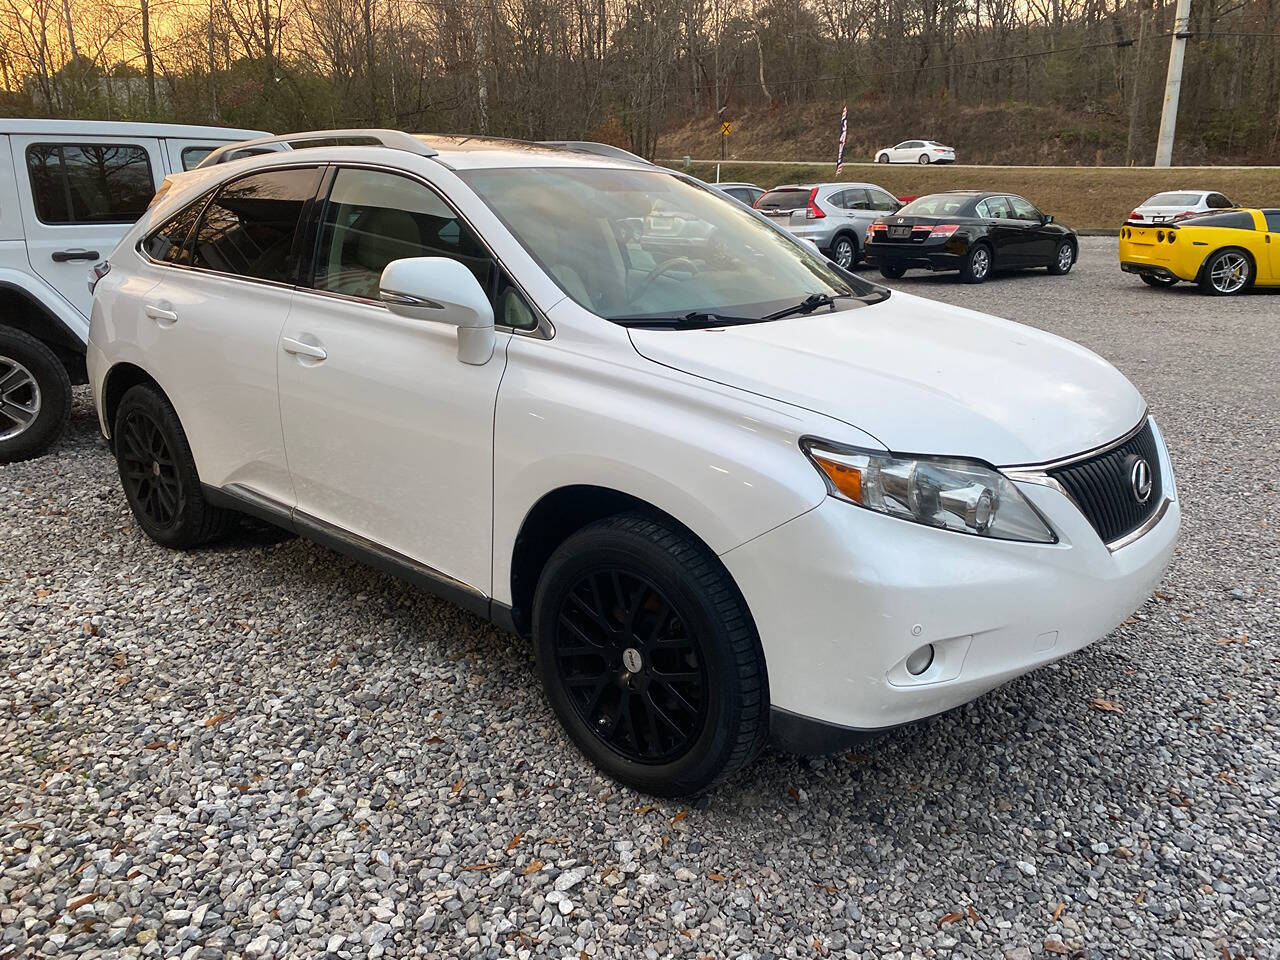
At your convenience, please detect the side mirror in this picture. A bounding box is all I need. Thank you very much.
[380,257,495,365]
[1043,214,1054,224]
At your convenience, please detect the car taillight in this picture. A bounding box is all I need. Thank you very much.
[1175,210,1196,220]
[1129,210,1143,220]
[930,224,959,238]
[934,148,947,152]
[869,222,887,231]
[806,188,825,219]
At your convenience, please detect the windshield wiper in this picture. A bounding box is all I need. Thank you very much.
[763,292,840,322]
[611,311,759,329]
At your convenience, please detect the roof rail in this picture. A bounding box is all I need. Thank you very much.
[247,128,438,157]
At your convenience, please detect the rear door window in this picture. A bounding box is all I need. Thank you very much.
[1207,193,1232,209]
[190,166,322,283]
[25,143,154,224]
[842,188,871,210]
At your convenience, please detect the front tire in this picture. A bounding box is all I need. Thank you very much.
[1199,248,1253,295]
[532,513,769,798]
[830,234,857,269]
[113,384,230,549]
[1141,274,1178,288]
[0,326,72,464]
[1047,240,1075,275]
[877,153,889,164]
[960,243,992,284]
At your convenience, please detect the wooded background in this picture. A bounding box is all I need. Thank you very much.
[2,0,1277,164]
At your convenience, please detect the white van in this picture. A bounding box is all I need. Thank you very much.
[0,119,266,461]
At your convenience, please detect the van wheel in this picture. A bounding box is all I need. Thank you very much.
[0,326,71,464]
[532,513,769,798]
[113,384,230,549]
[1199,248,1252,295]
[960,244,992,283]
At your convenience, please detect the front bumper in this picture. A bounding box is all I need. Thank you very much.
[722,420,1180,747]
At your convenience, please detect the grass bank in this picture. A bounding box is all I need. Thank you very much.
[664,161,1280,230]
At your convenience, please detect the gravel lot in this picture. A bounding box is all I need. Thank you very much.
[3,237,1278,960]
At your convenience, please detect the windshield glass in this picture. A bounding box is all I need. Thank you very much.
[461,168,875,323]
[1145,192,1202,206]
[898,194,974,217]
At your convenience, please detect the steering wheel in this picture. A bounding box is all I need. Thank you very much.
[628,257,699,307]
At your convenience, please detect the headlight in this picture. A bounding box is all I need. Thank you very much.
[801,440,1056,543]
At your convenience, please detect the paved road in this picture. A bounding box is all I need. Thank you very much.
[2,238,1277,959]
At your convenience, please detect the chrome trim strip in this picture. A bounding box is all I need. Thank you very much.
[1105,496,1172,553]
[1000,413,1150,472]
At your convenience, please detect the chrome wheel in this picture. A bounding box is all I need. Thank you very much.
[118,408,184,530]
[971,247,990,279]
[918,154,930,164]
[1057,244,1074,272]
[1209,252,1249,294]
[0,355,41,441]
[833,237,855,268]
[553,569,708,764]
[877,154,889,163]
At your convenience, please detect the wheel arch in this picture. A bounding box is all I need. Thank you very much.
[507,484,730,638]
[101,361,169,448]
[1195,244,1255,285]
[0,281,88,384]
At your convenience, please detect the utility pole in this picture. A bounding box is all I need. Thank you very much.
[1154,0,1192,167]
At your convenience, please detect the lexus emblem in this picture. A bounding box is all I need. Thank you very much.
[1128,456,1153,504]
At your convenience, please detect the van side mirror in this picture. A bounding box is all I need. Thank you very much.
[380,257,495,365]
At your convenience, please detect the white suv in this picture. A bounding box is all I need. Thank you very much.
[88,130,1179,796]
[0,119,266,461]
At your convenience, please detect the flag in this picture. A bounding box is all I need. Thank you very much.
[835,105,848,175]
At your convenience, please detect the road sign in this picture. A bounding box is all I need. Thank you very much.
[721,121,732,136]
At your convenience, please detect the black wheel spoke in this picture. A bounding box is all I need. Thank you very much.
[119,410,181,530]
[552,568,707,765]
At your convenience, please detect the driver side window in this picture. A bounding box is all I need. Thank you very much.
[1009,196,1041,222]
[313,167,494,301]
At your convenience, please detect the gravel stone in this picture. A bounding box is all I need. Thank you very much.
[2,238,1277,957]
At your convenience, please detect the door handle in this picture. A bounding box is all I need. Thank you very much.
[144,303,178,324]
[52,248,100,263]
[282,336,327,361]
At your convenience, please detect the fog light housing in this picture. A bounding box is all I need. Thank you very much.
[905,644,935,676]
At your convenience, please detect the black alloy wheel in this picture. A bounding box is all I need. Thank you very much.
[552,569,708,764]
[113,384,230,548]
[533,514,768,797]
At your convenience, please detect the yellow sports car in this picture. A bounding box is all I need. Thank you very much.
[1119,207,1280,295]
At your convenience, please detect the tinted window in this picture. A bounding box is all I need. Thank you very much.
[722,187,752,205]
[1184,211,1255,230]
[312,167,494,300]
[867,188,898,212]
[181,147,214,171]
[1146,192,1203,206]
[755,188,811,211]
[142,191,211,264]
[1262,210,1280,232]
[26,143,154,224]
[979,196,1014,219]
[842,188,871,210]
[190,167,321,282]
[901,194,973,217]
[1009,196,1041,221]
[1208,193,1232,209]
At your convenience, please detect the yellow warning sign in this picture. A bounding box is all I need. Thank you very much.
[721,121,732,136]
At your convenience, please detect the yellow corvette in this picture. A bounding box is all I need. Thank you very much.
[1119,207,1280,295]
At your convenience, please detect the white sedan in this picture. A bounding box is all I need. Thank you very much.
[1127,189,1234,224]
[875,140,956,164]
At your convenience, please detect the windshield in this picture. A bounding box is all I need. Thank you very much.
[898,194,974,217]
[461,168,875,323]
[1145,192,1203,206]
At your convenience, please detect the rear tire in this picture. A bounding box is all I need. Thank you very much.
[959,244,992,284]
[113,384,231,549]
[879,263,906,279]
[830,234,857,269]
[1047,240,1075,275]
[532,513,769,798]
[918,154,931,164]
[1140,274,1178,288]
[0,326,72,464]
[1198,248,1253,296]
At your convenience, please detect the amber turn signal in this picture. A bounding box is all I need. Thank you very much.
[810,452,863,504]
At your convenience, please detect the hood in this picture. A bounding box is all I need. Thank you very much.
[627,292,1145,466]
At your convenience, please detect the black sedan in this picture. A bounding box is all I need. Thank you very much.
[864,191,1077,284]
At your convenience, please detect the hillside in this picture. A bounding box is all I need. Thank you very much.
[657,99,1273,168]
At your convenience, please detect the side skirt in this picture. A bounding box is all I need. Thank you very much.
[203,483,518,634]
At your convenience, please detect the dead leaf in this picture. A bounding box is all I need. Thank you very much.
[66,893,99,912]
[787,786,800,801]
[1043,940,1069,956]
[115,674,130,687]
[1135,890,1146,905]
[967,905,979,923]
[521,860,544,876]
[937,911,964,928]
[328,656,339,668]
[815,883,838,894]
[451,777,463,794]
[707,872,727,883]
[672,809,689,825]
[204,712,229,728]
[463,863,495,872]
[35,588,50,597]
[506,833,523,853]
[635,805,656,814]
[144,740,167,750]
[1089,697,1125,714]
[1051,903,1065,922]
[426,735,445,745]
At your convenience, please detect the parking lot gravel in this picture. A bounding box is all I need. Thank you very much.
[2,237,1278,960]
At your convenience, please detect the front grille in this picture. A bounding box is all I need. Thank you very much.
[1048,420,1163,544]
